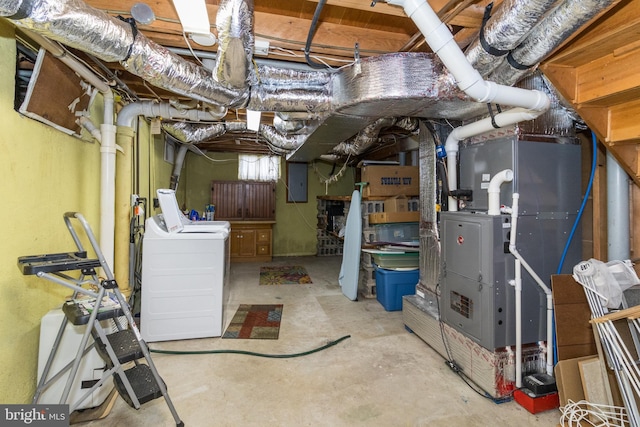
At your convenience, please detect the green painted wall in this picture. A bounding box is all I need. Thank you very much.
[0,22,172,403]
[182,152,355,256]
[0,22,102,403]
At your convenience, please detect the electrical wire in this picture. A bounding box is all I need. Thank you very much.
[552,130,598,365]
[304,0,330,70]
[149,335,351,358]
[556,130,597,275]
[434,284,502,402]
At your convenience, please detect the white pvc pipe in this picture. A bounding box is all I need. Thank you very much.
[27,31,119,269]
[515,259,522,388]
[606,152,630,261]
[99,123,117,269]
[386,0,550,211]
[487,169,513,215]
[509,192,554,377]
[116,101,227,127]
[77,116,102,142]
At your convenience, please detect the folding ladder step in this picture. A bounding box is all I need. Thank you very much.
[17,251,101,275]
[114,364,165,407]
[94,329,144,365]
[62,298,125,326]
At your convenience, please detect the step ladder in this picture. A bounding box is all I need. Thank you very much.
[18,212,184,426]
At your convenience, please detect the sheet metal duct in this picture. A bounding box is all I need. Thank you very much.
[1,0,616,160]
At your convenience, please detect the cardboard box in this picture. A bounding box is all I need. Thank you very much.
[361,166,419,197]
[551,275,598,361]
[384,195,408,212]
[369,211,420,224]
[554,355,595,407]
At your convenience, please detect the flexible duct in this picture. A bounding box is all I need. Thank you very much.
[255,64,331,89]
[464,0,562,77]
[489,0,618,86]
[332,117,396,155]
[331,116,418,156]
[162,120,306,153]
[259,125,307,151]
[214,0,253,90]
[2,0,249,107]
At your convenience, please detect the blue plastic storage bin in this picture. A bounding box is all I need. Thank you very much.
[375,268,419,311]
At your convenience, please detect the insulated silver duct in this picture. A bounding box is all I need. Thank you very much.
[332,117,396,155]
[214,0,253,90]
[255,64,331,89]
[247,85,332,113]
[259,125,307,152]
[124,37,247,107]
[464,0,561,77]
[2,0,249,107]
[418,121,440,295]
[331,116,418,156]
[489,0,618,86]
[162,120,305,153]
[162,121,247,143]
[273,115,322,135]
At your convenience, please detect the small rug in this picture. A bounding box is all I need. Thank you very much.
[222,304,283,339]
[259,265,312,285]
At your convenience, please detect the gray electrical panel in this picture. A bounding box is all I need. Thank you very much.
[439,137,582,350]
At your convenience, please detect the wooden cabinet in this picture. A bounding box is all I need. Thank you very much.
[230,222,274,262]
[211,180,275,221]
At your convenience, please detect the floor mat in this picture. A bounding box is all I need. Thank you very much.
[222,304,283,339]
[259,265,312,285]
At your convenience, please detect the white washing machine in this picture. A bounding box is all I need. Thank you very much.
[141,213,230,342]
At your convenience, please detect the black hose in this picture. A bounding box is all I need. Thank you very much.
[149,335,351,358]
[304,0,329,69]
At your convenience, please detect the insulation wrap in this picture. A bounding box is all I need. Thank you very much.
[10,0,133,62]
[465,0,561,77]
[490,0,618,85]
[214,0,254,89]
[124,37,248,108]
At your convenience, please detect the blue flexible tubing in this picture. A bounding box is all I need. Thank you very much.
[552,130,598,365]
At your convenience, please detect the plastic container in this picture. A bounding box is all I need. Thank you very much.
[371,222,419,243]
[370,252,419,269]
[375,268,419,311]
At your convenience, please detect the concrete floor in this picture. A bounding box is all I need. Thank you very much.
[85,256,561,426]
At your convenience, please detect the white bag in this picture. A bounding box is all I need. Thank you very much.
[573,259,640,309]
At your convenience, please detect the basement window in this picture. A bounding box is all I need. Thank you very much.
[238,154,280,182]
